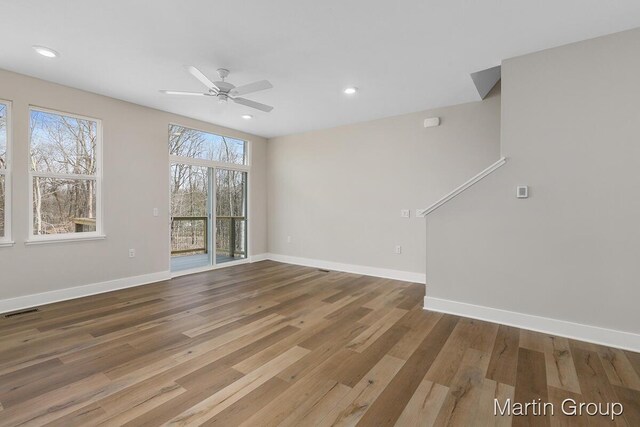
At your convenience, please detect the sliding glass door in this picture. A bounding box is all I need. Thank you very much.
[169,124,249,273]
[215,169,247,264]
[170,163,212,271]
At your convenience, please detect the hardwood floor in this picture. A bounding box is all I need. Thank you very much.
[0,261,638,426]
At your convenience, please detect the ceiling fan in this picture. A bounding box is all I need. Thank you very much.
[161,66,274,112]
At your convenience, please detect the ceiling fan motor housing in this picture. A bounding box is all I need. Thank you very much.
[217,68,230,80]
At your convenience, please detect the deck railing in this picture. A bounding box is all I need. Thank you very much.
[170,215,246,257]
[171,216,208,255]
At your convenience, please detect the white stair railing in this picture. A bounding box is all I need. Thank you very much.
[417,157,507,217]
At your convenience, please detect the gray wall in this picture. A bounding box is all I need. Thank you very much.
[0,69,267,300]
[427,28,640,334]
[267,89,501,275]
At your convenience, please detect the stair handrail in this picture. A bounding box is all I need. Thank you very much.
[418,157,507,217]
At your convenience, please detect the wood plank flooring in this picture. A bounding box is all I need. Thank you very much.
[0,260,638,426]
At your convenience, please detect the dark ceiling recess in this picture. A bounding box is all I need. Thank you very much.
[470,65,501,99]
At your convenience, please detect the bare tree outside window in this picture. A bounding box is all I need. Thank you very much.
[169,124,246,164]
[0,103,7,238]
[170,164,208,255]
[215,169,247,259]
[29,109,99,236]
[0,104,6,166]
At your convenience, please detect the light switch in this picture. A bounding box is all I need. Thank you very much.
[516,186,529,199]
[400,209,410,218]
[153,208,159,217]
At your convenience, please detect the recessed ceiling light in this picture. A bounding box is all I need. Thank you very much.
[241,114,253,120]
[344,87,358,95]
[32,45,59,58]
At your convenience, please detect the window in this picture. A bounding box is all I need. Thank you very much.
[0,100,10,243]
[169,124,247,165]
[29,108,102,239]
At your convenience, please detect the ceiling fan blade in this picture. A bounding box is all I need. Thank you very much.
[232,97,274,112]
[186,66,220,91]
[230,80,273,97]
[160,90,208,96]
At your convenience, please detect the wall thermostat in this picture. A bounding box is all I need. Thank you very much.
[424,117,440,128]
[516,186,529,198]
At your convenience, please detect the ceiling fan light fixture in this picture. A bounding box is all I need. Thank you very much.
[33,45,59,58]
[344,87,358,95]
[241,114,253,120]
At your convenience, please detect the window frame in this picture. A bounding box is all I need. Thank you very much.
[0,99,13,247]
[26,106,104,244]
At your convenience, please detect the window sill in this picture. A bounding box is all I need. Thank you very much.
[0,241,15,248]
[25,235,106,246]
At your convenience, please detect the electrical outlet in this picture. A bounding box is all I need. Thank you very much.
[287,236,292,243]
[129,249,136,258]
[400,209,410,218]
[394,245,402,254]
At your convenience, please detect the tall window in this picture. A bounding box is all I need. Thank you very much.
[0,101,10,243]
[29,108,102,239]
[169,124,249,270]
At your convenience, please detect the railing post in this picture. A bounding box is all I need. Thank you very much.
[230,217,236,258]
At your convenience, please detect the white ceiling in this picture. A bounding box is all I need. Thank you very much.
[1,1,640,138]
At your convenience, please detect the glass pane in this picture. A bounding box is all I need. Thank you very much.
[216,170,247,263]
[0,175,5,238]
[32,178,96,235]
[169,125,246,165]
[170,163,209,258]
[0,103,6,169]
[30,110,98,175]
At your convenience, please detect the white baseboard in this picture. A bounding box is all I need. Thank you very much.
[424,296,640,352]
[0,271,171,315]
[0,254,271,313]
[171,258,255,278]
[250,253,269,262]
[266,253,425,284]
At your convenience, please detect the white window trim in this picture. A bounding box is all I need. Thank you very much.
[168,155,250,172]
[26,106,104,244]
[0,99,12,246]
